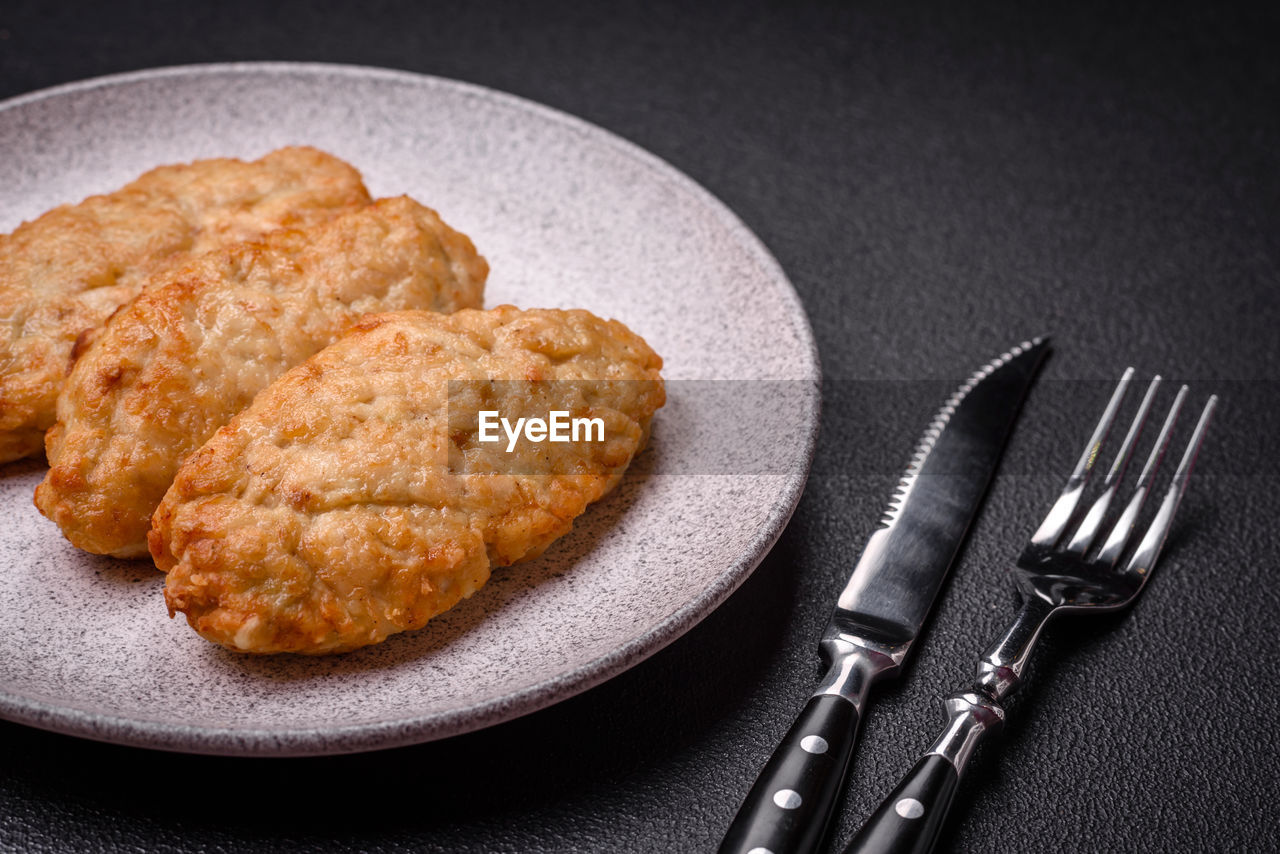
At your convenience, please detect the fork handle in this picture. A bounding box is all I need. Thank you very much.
[839,754,958,854]
[842,595,1056,854]
[840,692,1004,854]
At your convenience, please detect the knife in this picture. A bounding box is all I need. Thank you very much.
[718,337,1049,854]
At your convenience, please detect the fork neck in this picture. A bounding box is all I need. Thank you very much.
[974,594,1059,703]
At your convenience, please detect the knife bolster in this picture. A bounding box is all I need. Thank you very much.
[815,632,903,710]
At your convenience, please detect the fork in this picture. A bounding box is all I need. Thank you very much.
[841,369,1217,854]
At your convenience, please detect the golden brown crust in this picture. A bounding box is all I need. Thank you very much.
[35,196,488,558]
[153,307,664,654]
[0,146,371,464]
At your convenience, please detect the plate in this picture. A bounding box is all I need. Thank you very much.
[0,63,819,755]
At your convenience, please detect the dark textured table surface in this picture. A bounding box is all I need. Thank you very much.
[2,3,1277,852]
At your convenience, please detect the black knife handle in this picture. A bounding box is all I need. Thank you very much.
[839,754,959,854]
[719,693,861,854]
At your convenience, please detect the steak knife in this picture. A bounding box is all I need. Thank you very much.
[718,337,1049,854]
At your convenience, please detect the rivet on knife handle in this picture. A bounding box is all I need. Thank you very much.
[718,338,1050,854]
[718,639,899,854]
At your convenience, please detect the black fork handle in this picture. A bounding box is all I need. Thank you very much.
[840,753,959,854]
[841,595,1044,854]
[840,689,1005,854]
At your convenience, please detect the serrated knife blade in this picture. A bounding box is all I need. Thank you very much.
[719,337,1050,854]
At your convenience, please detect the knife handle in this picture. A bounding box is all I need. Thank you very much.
[718,693,861,854]
[839,691,1004,854]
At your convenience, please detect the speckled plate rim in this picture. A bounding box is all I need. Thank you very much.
[0,62,820,756]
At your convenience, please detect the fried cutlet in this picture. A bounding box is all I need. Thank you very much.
[35,196,488,558]
[0,146,371,464]
[152,306,664,654]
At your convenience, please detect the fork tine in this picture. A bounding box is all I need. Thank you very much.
[1065,376,1162,555]
[1029,368,1135,548]
[1096,385,1188,566]
[1123,394,1217,577]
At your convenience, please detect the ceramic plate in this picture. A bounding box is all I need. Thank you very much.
[0,63,819,755]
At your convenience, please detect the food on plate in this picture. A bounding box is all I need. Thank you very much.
[35,196,488,558]
[152,306,665,654]
[0,146,371,464]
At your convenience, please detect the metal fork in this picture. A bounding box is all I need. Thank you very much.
[841,370,1217,854]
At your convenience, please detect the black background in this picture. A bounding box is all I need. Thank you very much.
[2,2,1277,852]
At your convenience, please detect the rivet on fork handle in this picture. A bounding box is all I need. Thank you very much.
[842,692,1005,854]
